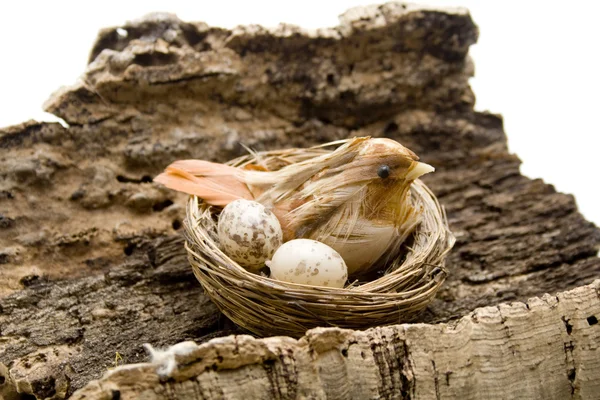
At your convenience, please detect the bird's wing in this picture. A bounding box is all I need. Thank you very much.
[250,137,367,201]
[154,160,254,207]
[286,185,365,238]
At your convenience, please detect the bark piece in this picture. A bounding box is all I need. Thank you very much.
[0,3,599,398]
[70,280,600,399]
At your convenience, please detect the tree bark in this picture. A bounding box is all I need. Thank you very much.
[69,279,600,400]
[1,3,599,399]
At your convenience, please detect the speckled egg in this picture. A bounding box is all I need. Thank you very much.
[268,239,348,288]
[217,199,283,271]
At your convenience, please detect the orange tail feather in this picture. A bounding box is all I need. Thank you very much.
[154,160,253,207]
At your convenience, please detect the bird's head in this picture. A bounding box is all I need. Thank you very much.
[314,137,434,188]
[354,137,434,183]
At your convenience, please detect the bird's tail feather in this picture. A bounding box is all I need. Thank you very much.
[154,160,253,207]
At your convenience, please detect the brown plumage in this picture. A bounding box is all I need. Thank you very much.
[154,137,434,277]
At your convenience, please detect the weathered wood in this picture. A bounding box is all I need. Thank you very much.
[1,3,599,398]
[70,280,600,399]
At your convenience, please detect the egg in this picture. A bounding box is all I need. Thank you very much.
[217,199,283,271]
[268,239,348,288]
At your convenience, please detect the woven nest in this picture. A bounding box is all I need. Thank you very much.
[183,146,455,338]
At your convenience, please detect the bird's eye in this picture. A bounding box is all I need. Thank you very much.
[377,165,390,179]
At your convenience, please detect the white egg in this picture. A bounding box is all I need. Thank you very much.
[268,239,348,288]
[217,199,283,271]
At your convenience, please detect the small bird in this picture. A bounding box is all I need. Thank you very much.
[154,137,434,278]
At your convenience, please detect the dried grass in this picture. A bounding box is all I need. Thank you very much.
[184,147,455,337]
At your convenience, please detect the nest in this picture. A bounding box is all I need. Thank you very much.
[183,146,455,338]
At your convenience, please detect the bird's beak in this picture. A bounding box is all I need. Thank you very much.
[405,161,435,181]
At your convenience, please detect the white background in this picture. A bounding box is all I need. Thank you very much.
[0,1,598,225]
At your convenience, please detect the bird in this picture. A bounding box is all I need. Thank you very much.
[154,136,434,278]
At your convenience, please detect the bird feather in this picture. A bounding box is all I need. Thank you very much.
[154,160,253,206]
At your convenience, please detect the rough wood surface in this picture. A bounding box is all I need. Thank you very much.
[69,279,600,400]
[1,3,599,398]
